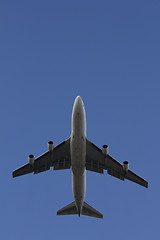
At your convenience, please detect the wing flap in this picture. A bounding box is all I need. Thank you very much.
[107,168,124,181]
[54,159,71,170]
[34,152,51,174]
[86,158,104,174]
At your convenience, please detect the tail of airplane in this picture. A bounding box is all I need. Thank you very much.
[82,202,103,219]
[57,201,103,219]
[57,201,77,216]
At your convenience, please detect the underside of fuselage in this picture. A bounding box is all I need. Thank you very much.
[60,96,103,218]
[70,96,86,214]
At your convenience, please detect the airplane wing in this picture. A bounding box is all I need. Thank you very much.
[13,138,71,178]
[86,139,148,188]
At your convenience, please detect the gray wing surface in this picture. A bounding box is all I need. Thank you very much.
[86,139,148,188]
[13,138,71,178]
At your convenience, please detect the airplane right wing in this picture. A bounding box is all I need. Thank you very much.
[86,139,149,188]
[13,138,71,178]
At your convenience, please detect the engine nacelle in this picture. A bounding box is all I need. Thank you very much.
[48,141,54,152]
[28,154,35,165]
[123,161,129,172]
[102,145,109,156]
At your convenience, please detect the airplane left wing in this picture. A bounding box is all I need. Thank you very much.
[86,139,148,188]
[13,138,71,178]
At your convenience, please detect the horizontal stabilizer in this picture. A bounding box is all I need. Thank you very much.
[82,202,103,219]
[57,201,77,216]
[57,201,103,219]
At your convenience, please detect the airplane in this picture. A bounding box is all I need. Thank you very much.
[13,96,148,219]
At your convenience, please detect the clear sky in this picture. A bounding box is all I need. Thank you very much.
[1,0,160,239]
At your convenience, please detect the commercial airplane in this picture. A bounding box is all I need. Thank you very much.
[13,96,148,219]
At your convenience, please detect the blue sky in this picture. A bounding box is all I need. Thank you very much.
[1,0,160,239]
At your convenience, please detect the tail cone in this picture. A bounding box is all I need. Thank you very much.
[78,211,81,217]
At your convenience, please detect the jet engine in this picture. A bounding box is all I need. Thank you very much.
[48,141,54,152]
[28,154,35,165]
[123,161,129,172]
[102,145,109,156]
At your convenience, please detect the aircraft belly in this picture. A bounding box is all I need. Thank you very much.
[71,136,86,169]
[71,135,86,210]
[72,170,86,204]
[70,96,87,213]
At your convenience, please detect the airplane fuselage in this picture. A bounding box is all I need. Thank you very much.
[70,96,86,216]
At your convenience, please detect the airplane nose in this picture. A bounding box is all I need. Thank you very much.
[73,96,84,112]
[72,95,86,134]
[75,96,83,105]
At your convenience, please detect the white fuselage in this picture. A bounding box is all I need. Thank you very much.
[70,96,86,215]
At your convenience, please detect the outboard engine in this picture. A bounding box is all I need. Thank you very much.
[123,161,129,173]
[28,154,35,165]
[48,141,54,152]
[102,145,109,156]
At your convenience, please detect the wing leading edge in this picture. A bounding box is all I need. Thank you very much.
[13,138,71,178]
[86,139,148,188]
